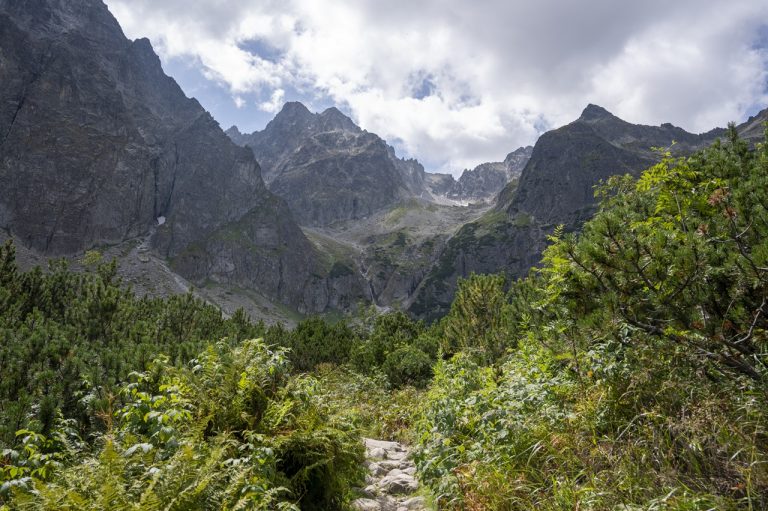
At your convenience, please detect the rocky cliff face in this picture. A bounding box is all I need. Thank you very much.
[226,103,360,184]
[0,0,366,313]
[267,130,410,226]
[737,108,768,143]
[424,173,456,196]
[228,103,435,226]
[446,146,533,202]
[409,105,753,320]
[4,1,763,323]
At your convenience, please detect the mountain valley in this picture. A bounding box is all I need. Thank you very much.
[2,1,768,509]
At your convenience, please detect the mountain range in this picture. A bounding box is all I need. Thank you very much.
[1,0,766,324]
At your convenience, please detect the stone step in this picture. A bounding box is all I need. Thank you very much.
[357,438,427,511]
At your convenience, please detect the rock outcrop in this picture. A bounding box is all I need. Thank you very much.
[424,172,455,196]
[503,104,721,226]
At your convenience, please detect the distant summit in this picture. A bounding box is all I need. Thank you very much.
[446,146,533,202]
[227,102,435,226]
[578,103,615,121]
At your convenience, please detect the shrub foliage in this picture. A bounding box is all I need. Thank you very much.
[414,128,768,509]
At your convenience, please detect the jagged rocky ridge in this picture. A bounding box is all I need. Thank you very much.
[2,0,765,323]
[446,146,533,202]
[230,108,533,209]
[0,0,367,314]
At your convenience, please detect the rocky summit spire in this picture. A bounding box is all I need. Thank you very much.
[578,103,615,121]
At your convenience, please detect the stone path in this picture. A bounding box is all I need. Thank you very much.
[351,438,427,511]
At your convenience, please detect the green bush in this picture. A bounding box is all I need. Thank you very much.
[383,345,433,388]
[282,316,356,371]
[0,243,265,447]
[313,365,423,443]
[439,273,511,363]
[349,311,438,388]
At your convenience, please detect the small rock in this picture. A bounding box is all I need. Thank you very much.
[400,496,426,509]
[379,473,419,494]
[364,438,404,452]
[379,459,407,470]
[402,466,416,475]
[356,485,375,498]
[386,450,408,461]
[352,498,381,511]
[379,495,397,509]
[367,461,387,476]
[369,447,387,459]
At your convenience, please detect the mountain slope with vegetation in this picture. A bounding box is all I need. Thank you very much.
[409,104,765,320]
[414,127,768,509]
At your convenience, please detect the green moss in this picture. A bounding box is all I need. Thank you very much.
[512,212,532,227]
[392,231,407,247]
[476,210,507,228]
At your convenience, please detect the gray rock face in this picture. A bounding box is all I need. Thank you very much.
[737,108,768,143]
[267,130,408,226]
[228,103,434,226]
[0,0,260,256]
[409,104,760,320]
[447,146,533,202]
[0,0,364,313]
[505,104,720,226]
[226,102,360,184]
[409,216,548,320]
[424,172,455,196]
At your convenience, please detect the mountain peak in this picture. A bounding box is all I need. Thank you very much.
[319,106,359,132]
[504,145,533,162]
[225,125,242,137]
[579,104,615,121]
[321,106,346,117]
[275,101,312,120]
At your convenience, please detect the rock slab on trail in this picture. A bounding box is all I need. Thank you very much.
[352,438,427,511]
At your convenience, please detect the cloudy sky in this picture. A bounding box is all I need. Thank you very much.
[105,0,768,175]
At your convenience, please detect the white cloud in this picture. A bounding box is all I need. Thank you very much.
[233,96,246,108]
[105,0,768,175]
[259,89,286,113]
